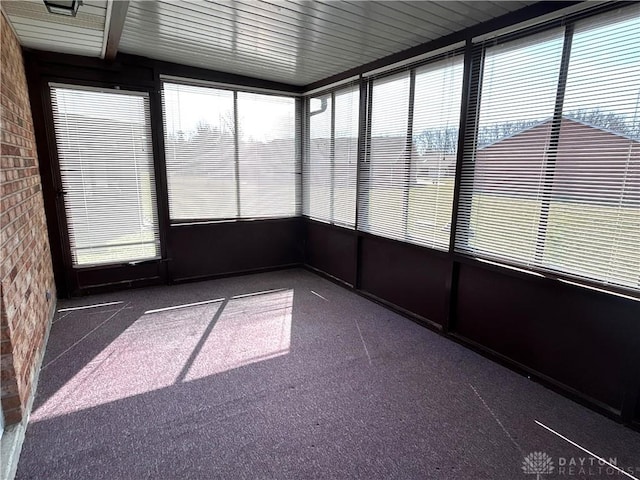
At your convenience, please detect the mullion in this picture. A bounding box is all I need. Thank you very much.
[297,97,305,217]
[402,69,416,240]
[233,91,241,218]
[454,43,491,253]
[449,41,477,254]
[356,79,374,232]
[330,91,336,223]
[533,24,574,263]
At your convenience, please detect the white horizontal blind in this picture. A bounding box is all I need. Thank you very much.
[409,56,463,249]
[540,7,640,289]
[237,92,299,218]
[358,71,411,240]
[162,82,300,221]
[456,29,565,264]
[456,4,640,292]
[333,87,359,227]
[303,85,359,227]
[358,55,463,248]
[50,85,160,267]
[304,93,332,221]
[162,82,236,220]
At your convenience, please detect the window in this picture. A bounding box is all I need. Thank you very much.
[162,81,299,221]
[543,8,640,289]
[163,83,235,220]
[456,5,640,292]
[50,85,160,267]
[456,30,565,263]
[238,92,298,218]
[303,85,359,227]
[410,57,464,249]
[358,55,463,249]
[359,72,411,240]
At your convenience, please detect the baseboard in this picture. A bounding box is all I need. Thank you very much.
[171,263,303,285]
[447,331,624,422]
[303,264,354,289]
[304,264,444,334]
[0,297,57,480]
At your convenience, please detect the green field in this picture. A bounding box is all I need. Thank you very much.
[367,181,454,250]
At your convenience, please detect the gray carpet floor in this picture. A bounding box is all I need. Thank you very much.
[16,269,640,479]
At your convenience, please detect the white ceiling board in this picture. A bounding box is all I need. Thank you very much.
[3,0,108,57]
[119,0,538,86]
[4,0,542,85]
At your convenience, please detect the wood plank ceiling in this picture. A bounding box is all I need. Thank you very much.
[119,1,535,85]
[4,0,538,86]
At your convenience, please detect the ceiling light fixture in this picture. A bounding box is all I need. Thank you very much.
[43,0,82,17]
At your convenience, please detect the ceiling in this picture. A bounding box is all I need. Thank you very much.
[3,0,109,57]
[4,0,538,86]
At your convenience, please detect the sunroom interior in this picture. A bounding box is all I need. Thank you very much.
[0,1,639,479]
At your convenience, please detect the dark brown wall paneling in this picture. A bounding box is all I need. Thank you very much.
[453,262,640,413]
[359,235,450,326]
[74,262,163,294]
[168,218,303,282]
[27,50,155,88]
[305,220,357,285]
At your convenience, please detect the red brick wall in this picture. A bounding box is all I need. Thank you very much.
[1,11,56,425]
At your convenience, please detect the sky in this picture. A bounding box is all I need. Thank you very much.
[163,83,295,142]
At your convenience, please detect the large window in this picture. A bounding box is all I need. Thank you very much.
[162,81,299,221]
[456,5,640,291]
[359,71,411,240]
[238,92,298,218]
[456,30,565,262]
[358,55,464,249]
[50,85,160,267]
[303,85,359,227]
[410,57,464,249]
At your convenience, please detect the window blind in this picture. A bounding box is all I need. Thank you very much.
[358,55,463,249]
[303,85,359,227]
[333,87,359,226]
[409,56,464,249]
[162,81,300,221]
[541,7,640,289]
[162,82,236,220]
[237,92,299,218]
[456,4,640,292]
[304,93,332,221]
[358,71,411,240]
[49,85,160,267]
[456,29,565,263]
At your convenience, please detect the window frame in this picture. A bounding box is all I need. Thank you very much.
[160,76,302,224]
[357,49,466,250]
[46,81,163,269]
[453,7,640,298]
[303,82,360,229]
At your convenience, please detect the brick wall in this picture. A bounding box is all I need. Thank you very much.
[1,11,56,426]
